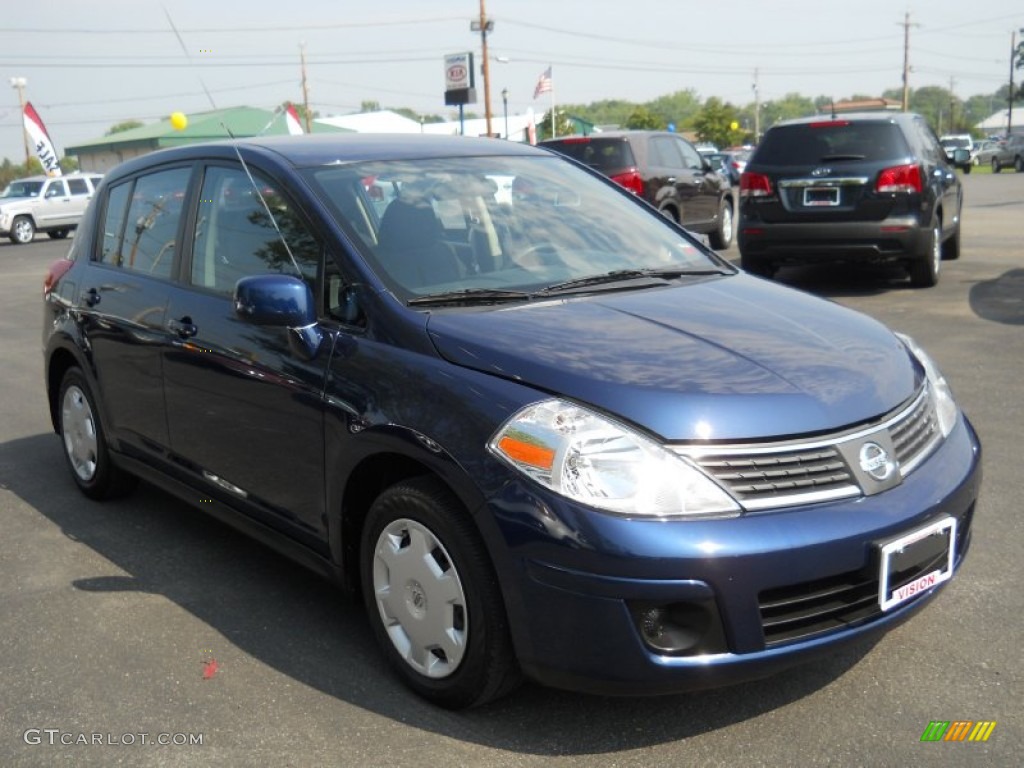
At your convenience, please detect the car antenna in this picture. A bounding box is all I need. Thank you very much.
[219,121,304,279]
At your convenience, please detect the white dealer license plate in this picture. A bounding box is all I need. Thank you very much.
[803,187,840,206]
[878,517,955,612]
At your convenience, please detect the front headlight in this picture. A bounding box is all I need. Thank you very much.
[488,399,739,518]
[896,333,959,437]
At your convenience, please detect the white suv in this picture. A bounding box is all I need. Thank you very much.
[0,173,103,244]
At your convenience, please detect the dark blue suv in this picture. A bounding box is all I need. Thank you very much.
[43,134,981,708]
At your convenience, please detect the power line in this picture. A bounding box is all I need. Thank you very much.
[0,16,463,34]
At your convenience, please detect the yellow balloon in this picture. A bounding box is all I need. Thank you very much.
[730,121,739,131]
[170,112,188,131]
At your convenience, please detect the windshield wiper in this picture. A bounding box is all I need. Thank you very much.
[538,267,727,294]
[407,288,533,307]
[820,154,866,161]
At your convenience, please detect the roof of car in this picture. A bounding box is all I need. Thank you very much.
[770,112,915,129]
[7,172,101,183]
[106,134,548,179]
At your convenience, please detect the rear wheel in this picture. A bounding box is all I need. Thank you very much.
[10,216,34,244]
[360,476,520,709]
[909,220,941,288]
[941,218,961,261]
[992,157,1001,173]
[58,367,136,499]
[1015,156,1024,173]
[48,229,70,240]
[707,199,734,250]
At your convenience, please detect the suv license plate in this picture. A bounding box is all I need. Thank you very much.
[803,187,840,206]
[878,517,955,612]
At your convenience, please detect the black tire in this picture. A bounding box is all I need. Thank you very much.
[57,367,136,500]
[962,164,972,175]
[707,199,734,250]
[942,219,961,261]
[992,157,1001,173]
[10,215,35,244]
[908,219,941,288]
[48,229,70,240]
[360,476,520,709]
[1015,156,1024,173]
[740,252,775,278]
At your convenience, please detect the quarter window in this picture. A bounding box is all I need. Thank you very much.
[99,183,131,266]
[191,165,318,294]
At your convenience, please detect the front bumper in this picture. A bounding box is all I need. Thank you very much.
[737,214,928,264]
[482,414,981,696]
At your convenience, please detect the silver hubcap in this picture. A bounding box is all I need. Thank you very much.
[931,225,941,277]
[14,219,33,242]
[62,385,98,481]
[720,206,734,245]
[372,518,467,678]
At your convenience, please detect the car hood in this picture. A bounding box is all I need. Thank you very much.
[426,274,921,441]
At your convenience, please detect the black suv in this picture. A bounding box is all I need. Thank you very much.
[539,131,735,250]
[738,112,968,287]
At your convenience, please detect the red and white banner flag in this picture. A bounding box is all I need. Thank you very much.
[285,104,304,135]
[23,102,62,177]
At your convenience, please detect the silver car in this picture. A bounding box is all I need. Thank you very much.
[0,173,103,244]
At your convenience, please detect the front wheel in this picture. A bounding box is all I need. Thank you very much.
[58,367,136,499]
[10,216,35,244]
[1015,156,1024,173]
[48,229,70,240]
[707,199,734,250]
[908,220,941,288]
[992,157,1002,173]
[360,477,520,709]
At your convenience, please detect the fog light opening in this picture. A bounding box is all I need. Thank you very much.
[631,600,724,656]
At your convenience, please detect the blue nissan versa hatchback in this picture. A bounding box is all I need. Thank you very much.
[43,135,981,708]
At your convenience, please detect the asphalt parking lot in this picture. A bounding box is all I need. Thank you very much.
[2,172,1021,767]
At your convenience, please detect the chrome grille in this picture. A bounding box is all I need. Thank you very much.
[694,448,855,507]
[675,386,942,511]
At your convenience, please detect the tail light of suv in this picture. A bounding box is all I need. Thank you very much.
[43,258,74,298]
[740,172,773,198]
[876,163,922,194]
[611,170,644,196]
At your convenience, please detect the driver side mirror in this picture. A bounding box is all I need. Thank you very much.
[234,274,322,360]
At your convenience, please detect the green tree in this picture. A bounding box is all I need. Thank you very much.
[646,89,701,131]
[105,120,143,136]
[761,93,817,130]
[360,100,381,113]
[625,105,662,130]
[59,156,79,173]
[692,97,742,148]
[536,111,577,141]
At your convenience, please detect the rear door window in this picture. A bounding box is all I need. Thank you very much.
[101,167,190,279]
[67,178,89,195]
[650,136,684,169]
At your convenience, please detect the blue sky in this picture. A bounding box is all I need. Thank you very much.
[0,0,1020,162]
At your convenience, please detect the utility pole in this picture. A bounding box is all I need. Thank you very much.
[900,12,918,112]
[1010,30,1016,136]
[476,0,494,137]
[752,68,761,143]
[949,76,956,132]
[300,42,312,133]
[9,77,30,166]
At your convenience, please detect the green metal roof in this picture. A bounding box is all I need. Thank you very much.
[66,106,349,153]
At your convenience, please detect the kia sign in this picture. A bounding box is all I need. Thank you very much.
[444,51,476,106]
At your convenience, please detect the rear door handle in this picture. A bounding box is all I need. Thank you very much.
[83,288,101,307]
[168,316,198,339]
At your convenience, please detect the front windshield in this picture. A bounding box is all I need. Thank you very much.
[1,181,44,199]
[304,155,726,302]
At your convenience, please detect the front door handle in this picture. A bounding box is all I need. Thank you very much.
[168,316,198,339]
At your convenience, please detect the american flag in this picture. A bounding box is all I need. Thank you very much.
[533,66,552,99]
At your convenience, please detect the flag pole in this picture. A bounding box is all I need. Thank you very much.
[549,66,555,139]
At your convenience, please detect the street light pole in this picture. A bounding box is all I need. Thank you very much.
[502,88,509,139]
[10,77,30,166]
